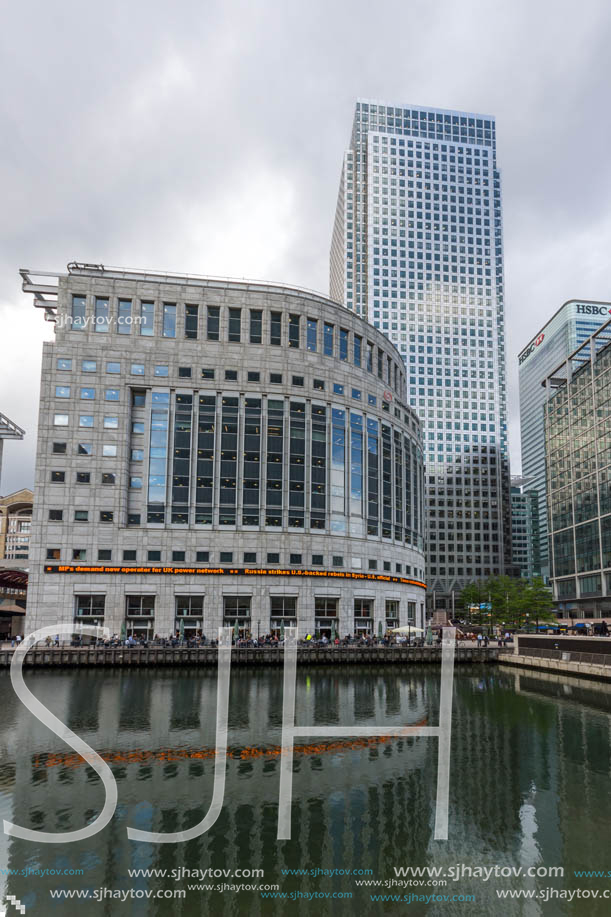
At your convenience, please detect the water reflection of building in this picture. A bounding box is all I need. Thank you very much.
[5,668,611,911]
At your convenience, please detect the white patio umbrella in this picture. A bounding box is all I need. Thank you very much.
[391,625,425,634]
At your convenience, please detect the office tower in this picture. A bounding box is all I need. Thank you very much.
[22,263,426,635]
[510,476,540,579]
[543,318,611,620]
[519,299,611,583]
[330,100,510,609]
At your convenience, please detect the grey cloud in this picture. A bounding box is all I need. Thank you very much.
[2,0,611,493]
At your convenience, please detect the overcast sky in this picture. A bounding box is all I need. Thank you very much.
[2,0,611,494]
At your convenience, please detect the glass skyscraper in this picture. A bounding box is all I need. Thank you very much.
[519,300,611,584]
[330,99,511,608]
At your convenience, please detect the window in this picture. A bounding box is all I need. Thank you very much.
[288,314,300,348]
[75,595,106,619]
[201,368,215,380]
[223,596,251,619]
[140,301,154,336]
[102,389,118,403]
[333,383,344,395]
[57,358,72,371]
[185,304,199,339]
[79,415,94,427]
[102,472,116,484]
[339,328,349,361]
[332,555,344,567]
[99,549,113,561]
[147,550,161,561]
[161,303,176,338]
[127,514,141,526]
[383,561,391,571]
[225,369,238,381]
[126,595,155,617]
[270,373,283,384]
[100,511,114,523]
[54,414,69,426]
[312,554,323,565]
[118,299,132,334]
[104,416,118,429]
[74,510,89,522]
[220,551,233,563]
[154,365,169,377]
[315,597,338,616]
[351,388,362,400]
[52,442,66,454]
[244,552,257,563]
[72,549,87,561]
[82,360,96,372]
[196,551,209,563]
[71,295,86,331]
[249,309,262,343]
[131,363,145,375]
[368,559,377,570]
[270,311,282,345]
[368,394,377,406]
[123,550,137,561]
[94,297,110,333]
[131,448,144,461]
[102,445,117,457]
[178,366,192,378]
[313,379,324,390]
[306,317,317,351]
[354,335,362,366]
[49,509,63,521]
[106,361,121,373]
[270,597,297,625]
[290,553,302,564]
[267,552,280,563]
[130,476,143,489]
[207,306,220,341]
[76,472,90,483]
[228,308,241,342]
[292,375,304,386]
[77,443,92,455]
[131,390,146,407]
[46,548,61,559]
[324,322,334,356]
[247,371,260,383]
[51,471,65,483]
[172,550,186,562]
[55,385,71,398]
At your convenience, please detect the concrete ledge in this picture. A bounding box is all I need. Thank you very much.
[0,645,502,669]
[498,653,611,683]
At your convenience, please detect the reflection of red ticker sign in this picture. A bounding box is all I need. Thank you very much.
[43,565,426,590]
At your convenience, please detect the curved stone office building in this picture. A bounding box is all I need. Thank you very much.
[24,264,426,638]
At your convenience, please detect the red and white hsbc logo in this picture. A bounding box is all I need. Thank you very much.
[519,333,545,365]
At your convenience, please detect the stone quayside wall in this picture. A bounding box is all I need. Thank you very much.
[0,645,500,668]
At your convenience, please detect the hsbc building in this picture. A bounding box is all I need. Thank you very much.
[518,300,611,584]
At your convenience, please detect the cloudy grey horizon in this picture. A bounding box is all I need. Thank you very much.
[2,0,611,495]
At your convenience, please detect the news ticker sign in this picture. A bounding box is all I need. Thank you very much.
[43,565,426,589]
[518,302,611,366]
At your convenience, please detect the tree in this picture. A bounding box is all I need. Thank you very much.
[458,575,555,633]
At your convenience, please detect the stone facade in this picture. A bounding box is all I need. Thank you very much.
[26,265,426,638]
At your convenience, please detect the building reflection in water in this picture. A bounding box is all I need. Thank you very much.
[1,667,611,915]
